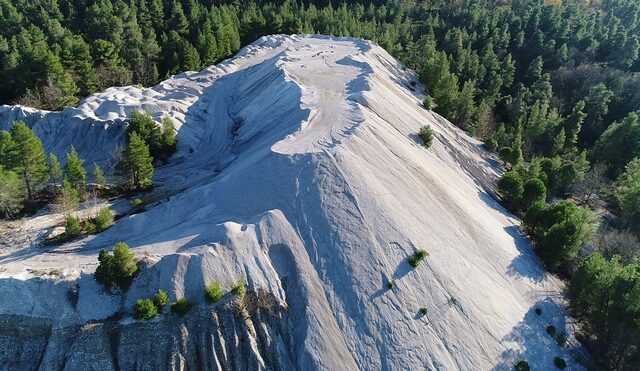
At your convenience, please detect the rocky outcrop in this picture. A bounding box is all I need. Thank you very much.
[0,292,293,371]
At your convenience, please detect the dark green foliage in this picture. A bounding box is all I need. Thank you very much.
[171,298,192,316]
[94,242,138,290]
[418,125,434,148]
[126,111,162,158]
[592,112,640,175]
[521,178,546,210]
[0,167,25,219]
[553,357,566,369]
[231,280,246,297]
[65,215,81,237]
[154,289,169,311]
[419,307,428,316]
[130,198,143,208]
[117,132,154,190]
[514,360,530,371]
[615,158,640,227]
[205,281,223,303]
[498,171,523,209]
[568,253,640,368]
[134,298,158,320]
[94,207,113,232]
[408,249,429,268]
[523,201,594,271]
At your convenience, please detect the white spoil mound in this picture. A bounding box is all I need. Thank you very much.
[0,35,583,370]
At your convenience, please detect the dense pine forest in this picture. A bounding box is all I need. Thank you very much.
[1,0,639,368]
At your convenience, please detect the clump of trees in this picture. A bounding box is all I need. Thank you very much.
[62,207,113,238]
[125,111,177,163]
[523,201,594,272]
[134,289,170,320]
[568,253,640,368]
[94,242,138,290]
[0,111,178,221]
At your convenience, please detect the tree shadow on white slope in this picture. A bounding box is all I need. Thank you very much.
[503,225,547,283]
[492,298,584,370]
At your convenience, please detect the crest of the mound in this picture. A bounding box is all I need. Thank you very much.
[0,35,584,370]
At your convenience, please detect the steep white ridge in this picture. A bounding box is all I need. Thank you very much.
[0,35,584,370]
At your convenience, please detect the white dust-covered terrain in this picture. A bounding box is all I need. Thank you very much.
[0,35,586,370]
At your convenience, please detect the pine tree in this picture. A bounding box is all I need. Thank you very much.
[616,157,640,227]
[564,100,586,149]
[0,130,17,170]
[160,116,177,160]
[117,132,154,190]
[0,166,26,218]
[93,163,106,187]
[553,128,566,155]
[49,153,62,186]
[9,121,48,200]
[64,145,87,193]
[57,179,79,213]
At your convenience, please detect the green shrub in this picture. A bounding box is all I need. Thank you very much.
[131,198,143,208]
[154,289,169,311]
[553,357,567,369]
[419,307,428,315]
[423,96,437,110]
[134,298,158,320]
[546,325,557,337]
[231,280,247,297]
[94,207,114,231]
[514,360,530,371]
[65,216,82,237]
[171,298,192,316]
[484,137,498,151]
[84,220,96,234]
[205,281,223,303]
[408,249,429,268]
[94,242,138,290]
[419,125,434,148]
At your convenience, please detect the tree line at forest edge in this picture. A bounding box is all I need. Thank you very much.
[1,0,640,368]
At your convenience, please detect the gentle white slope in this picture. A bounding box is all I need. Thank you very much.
[0,35,584,370]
